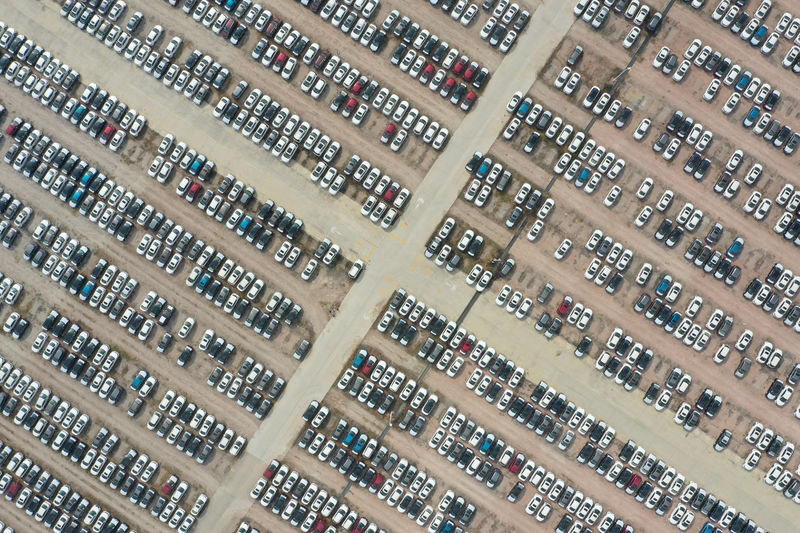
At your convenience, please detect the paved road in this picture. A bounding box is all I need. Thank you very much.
[192,1,579,530]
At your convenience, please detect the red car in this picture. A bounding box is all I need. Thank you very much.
[459,334,475,354]
[313,49,331,70]
[556,295,573,317]
[625,474,642,494]
[342,97,358,118]
[383,182,399,202]
[361,355,376,375]
[264,17,282,38]
[352,518,368,533]
[5,118,22,136]
[439,77,456,98]
[508,453,525,473]
[263,459,280,480]
[452,55,469,76]
[351,76,367,95]
[419,63,435,84]
[221,18,238,39]
[99,124,117,145]
[186,182,203,203]
[273,52,288,72]
[369,473,385,492]
[461,91,477,112]
[312,520,326,533]
[463,61,479,81]
[5,481,21,500]
[381,123,397,144]
[162,475,179,495]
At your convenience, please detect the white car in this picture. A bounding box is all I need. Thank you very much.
[722,92,740,115]
[623,26,640,49]
[554,66,571,89]
[653,46,670,69]
[603,186,621,207]
[703,79,721,101]
[554,239,572,260]
[633,118,650,140]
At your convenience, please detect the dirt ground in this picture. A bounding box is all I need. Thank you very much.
[2,0,798,532]
[452,0,800,458]
[124,0,458,191]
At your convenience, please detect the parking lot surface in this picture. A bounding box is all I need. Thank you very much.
[1,1,799,533]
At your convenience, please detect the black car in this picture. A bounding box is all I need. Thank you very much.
[615,106,632,129]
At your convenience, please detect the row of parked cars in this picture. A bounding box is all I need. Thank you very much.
[337,349,406,421]
[205,354,284,420]
[384,12,483,112]
[297,406,452,531]
[477,0,531,52]
[248,456,385,533]
[742,420,800,503]
[344,149,412,208]
[0,22,80,91]
[171,166,311,338]
[586,226,634,289]
[244,18,427,223]
[0,432,146,533]
[381,289,650,529]
[463,363,642,531]
[771,178,800,244]
[576,0,663,32]
[751,262,800,332]
[152,385,247,465]
[380,287,713,530]
[426,217,487,275]
[254,1,439,153]
[36,308,135,410]
[0,27,134,152]
[0,339,202,531]
[713,0,785,55]
[6,115,141,244]
[186,0,250,46]
[0,181,31,248]
[683,32,800,157]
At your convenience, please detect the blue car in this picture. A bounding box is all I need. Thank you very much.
[515,98,532,119]
[665,311,682,332]
[655,274,672,297]
[79,280,96,301]
[352,435,367,454]
[342,427,359,447]
[71,106,87,124]
[80,169,96,186]
[196,273,212,293]
[479,433,495,455]
[351,349,367,370]
[726,237,744,258]
[69,187,86,208]
[130,370,148,391]
[735,72,751,92]
[575,167,591,187]
[476,159,492,179]
[742,105,759,128]
[751,25,768,45]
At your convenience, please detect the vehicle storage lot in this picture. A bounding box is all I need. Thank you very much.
[2,0,799,533]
